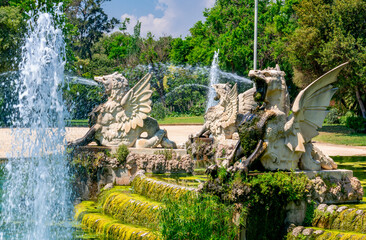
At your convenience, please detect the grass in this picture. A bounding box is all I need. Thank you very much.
[66,116,204,127]
[314,124,366,146]
[158,116,204,125]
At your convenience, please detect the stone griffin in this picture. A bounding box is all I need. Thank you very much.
[230,63,348,172]
[194,83,257,142]
[68,72,177,149]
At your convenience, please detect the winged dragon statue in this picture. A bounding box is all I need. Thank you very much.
[194,83,257,142]
[68,72,177,149]
[229,63,347,172]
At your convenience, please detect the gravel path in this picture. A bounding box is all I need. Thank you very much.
[1,126,365,158]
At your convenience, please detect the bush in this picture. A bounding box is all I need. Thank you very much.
[340,111,365,132]
[115,144,129,165]
[325,108,340,124]
[151,102,170,120]
[159,193,239,240]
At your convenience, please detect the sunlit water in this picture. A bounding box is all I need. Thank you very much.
[206,50,220,111]
[0,7,73,239]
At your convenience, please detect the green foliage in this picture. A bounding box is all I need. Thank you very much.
[114,144,129,165]
[238,115,261,157]
[153,149,173,161]
[0,6,24,72]
[343,113,366,133]
[66,0,119,59]
[63,82,105,120]
[159,193,239,240]
[287,0,366,116]
[203,171,309,240]
[325,108,340,124]
[151,102,169,120]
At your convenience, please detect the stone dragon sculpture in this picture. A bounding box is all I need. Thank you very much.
[230,63,347,172]
[194,83,257,142]
[68,72,177,149]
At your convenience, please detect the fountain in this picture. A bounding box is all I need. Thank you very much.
[206,50,252,111]
[1,6,73,239]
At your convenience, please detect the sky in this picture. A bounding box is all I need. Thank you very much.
[102,0,216,38]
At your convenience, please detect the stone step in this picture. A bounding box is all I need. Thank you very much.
[312,204,366,234]
[287,226,366,240]
[131,173,195,201]
[102,191,161,229]
[75,201,159,240]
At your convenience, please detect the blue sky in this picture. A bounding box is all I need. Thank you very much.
[102,0,215,38]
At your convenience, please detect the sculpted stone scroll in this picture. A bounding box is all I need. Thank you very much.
[69,72,177,149]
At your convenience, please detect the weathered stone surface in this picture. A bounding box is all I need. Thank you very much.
[337,206,348,213]
[326,205,338,214]
[69,72,176,148]
[126,152,194,174]
[317,204,328,212]
[292,226,305,237]
[247,64,347,171]
[302,228,314,236]
[313,230,324,235]
[308,176,363,204]
[285,201,307,226]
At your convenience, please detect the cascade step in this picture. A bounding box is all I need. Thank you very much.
[102,191,161,229]
[81,213,159,240]
[312,204,366,234]
[287,227,366,240]
[131,173,194,201]
[75,201,159,240]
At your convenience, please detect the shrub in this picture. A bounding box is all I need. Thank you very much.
[325,108,340,124]
[115,144,129,165]
[340,111,365,132]
[159,193,239,240]
[151,102,170,120]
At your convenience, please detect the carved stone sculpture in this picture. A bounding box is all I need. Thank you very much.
[194,83,257,142]
[231,63,347,172]
[69,72,177,149]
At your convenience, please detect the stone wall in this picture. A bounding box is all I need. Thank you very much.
[70,147,194,201]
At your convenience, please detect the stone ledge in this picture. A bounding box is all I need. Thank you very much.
[296,169,353,180]
[74,145,188,157]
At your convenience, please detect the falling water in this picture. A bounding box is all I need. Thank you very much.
[64,74,98,86]
[206,50,220,111]
[205,51,252,111]
[1,6,72,240]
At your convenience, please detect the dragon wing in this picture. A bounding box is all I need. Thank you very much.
[118,73,153,133]
[221,84,238,128]
[291,62,348,144]
[238,87,257,114]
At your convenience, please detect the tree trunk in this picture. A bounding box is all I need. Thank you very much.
[355,87,366,118]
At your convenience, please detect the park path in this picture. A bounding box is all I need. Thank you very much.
[1,125,366,158]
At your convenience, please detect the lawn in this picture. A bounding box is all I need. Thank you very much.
[158,116,204,125]
[67,116,204,127]
[314,124,366,146]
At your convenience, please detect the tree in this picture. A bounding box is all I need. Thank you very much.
[287,0,366,117]
[66,0,119,59]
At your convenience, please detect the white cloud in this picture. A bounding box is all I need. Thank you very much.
[120,0,215,38]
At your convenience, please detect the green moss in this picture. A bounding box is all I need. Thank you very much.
[81,213,159,239]
[102,192,161,229]
[131,174,193,201]
[114,144,129,165]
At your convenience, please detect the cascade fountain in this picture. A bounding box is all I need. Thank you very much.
[206,50,220,111]
[205,50,252,111]
[1,6,73,240]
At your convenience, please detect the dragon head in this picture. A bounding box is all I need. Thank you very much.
[94,72,129,96]
[248,65,288,111]
[212,83,231,103]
